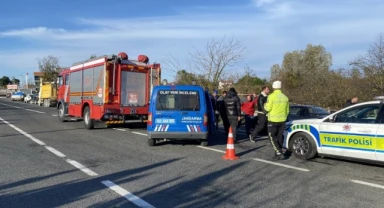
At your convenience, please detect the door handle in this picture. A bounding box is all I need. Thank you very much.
[357,129,371,133]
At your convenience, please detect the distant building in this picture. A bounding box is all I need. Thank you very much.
[34,72,44,87]
[218,80,234,90]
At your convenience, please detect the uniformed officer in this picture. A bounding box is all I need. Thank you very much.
[264,81,289,160]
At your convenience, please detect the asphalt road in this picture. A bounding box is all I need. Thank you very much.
[1,98,384,208]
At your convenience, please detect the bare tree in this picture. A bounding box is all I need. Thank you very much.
[270,64,281,81]
[89,54,97,59]
[189,36,246,91]
[37,55,61,82]
[350,33,384,93]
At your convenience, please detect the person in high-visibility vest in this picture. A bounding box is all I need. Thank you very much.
[264,81,289,160]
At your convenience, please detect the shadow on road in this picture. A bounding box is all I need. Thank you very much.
[1,149,382,207]
[0,158,182,208]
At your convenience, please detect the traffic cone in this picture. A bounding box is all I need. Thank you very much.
[222,127,239,160]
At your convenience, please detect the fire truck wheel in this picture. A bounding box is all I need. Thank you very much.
[58,103,66,122]
[148,139,156,146]
[83,106,94,129]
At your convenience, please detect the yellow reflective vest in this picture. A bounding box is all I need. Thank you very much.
[264,90,289,122]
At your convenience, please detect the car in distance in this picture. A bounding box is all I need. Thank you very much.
[288,104,330,121]
[11,92,25,101]
[24,94,37,103]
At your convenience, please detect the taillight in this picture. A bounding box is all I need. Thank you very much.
[148,113,152,125]
[204,114,208,126]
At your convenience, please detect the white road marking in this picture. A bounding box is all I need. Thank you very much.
[132,131,147,136]
[351,180,384,190]
[45,146,66,158]
[70,118,78,121]
[113,128,127,132]
[0,116,101,178]
[197,146,226,153]
[252,158,310,172]
[196,145,310,172]
[0,117,46,145]
[0,103,20,108]
[25,109,45,114]
[102,180,155,208]
[52,114,58,117]
[66,159,98,176]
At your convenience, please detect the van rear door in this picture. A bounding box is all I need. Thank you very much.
[178,89,206,133]
[152,89,179,132]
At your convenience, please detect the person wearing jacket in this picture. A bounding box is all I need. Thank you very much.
[265,81,289,160]
[217,91,230,134]
[212,90,220,129]
[241,94,257,136]
[223,88,241,142]
[250,86,270,142]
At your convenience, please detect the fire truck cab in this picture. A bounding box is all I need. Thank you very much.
[57,52,161,129]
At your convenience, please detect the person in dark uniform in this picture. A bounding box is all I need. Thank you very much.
[223,88,241,142]
[250,86,270,142]
[217,91,230,135]
[212,90,220,129]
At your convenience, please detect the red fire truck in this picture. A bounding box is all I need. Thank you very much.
[56,52,161,129]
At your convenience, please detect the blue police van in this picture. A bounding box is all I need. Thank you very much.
[147,85,216,146]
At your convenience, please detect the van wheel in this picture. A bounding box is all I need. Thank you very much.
[200,140,208,146]
[148,139,156,146]
[289,132,317,160]
[83,106,94,129]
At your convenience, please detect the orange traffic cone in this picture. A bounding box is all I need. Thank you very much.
[222,127,239,160]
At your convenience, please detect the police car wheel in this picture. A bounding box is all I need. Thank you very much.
[289,132,317,160]
[148,139,156,146]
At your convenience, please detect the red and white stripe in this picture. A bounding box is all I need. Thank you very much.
[154,124,169,132]
[187,125,201,132]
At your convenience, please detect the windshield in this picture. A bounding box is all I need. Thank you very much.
[289,106,305,115]
[156,90,200,111]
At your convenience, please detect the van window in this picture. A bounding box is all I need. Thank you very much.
[156,90,200,111]
[179,92,200,111]
[157,94,176,110]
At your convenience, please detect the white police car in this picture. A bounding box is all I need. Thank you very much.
[284,98,384,162]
